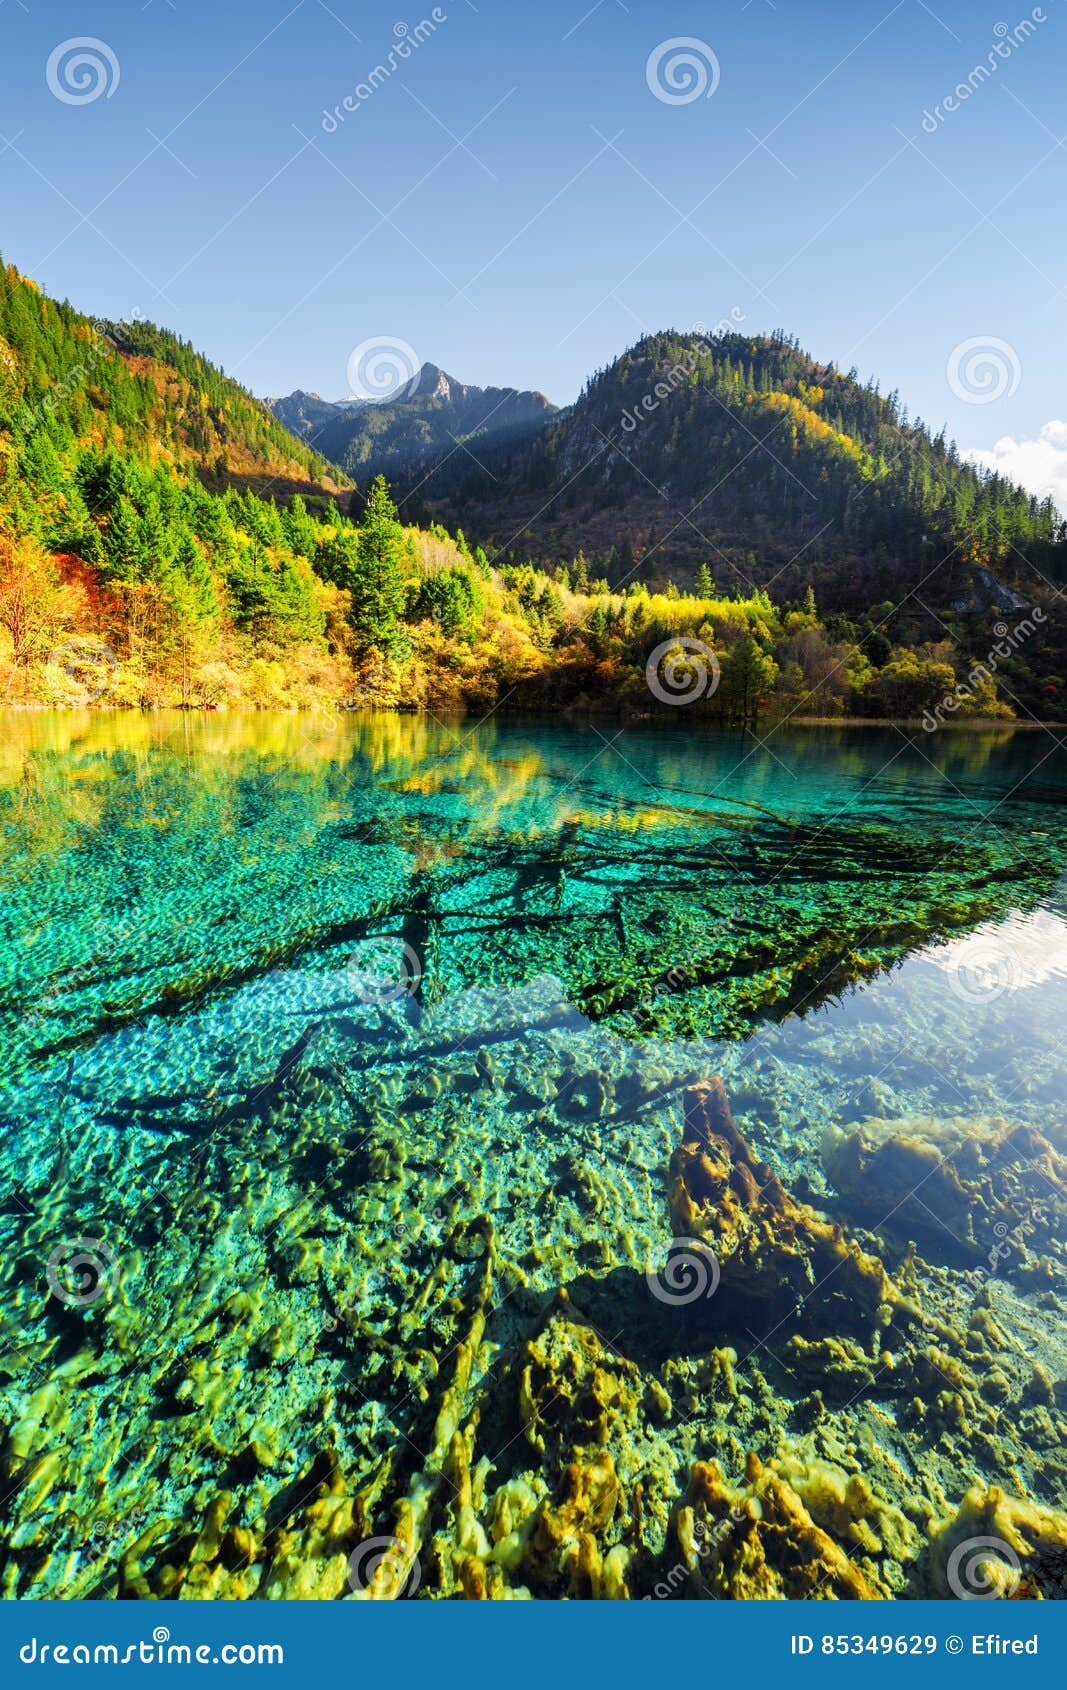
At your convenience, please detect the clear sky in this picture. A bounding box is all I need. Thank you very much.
[1,0,1064,498]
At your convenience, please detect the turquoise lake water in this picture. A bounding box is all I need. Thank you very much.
[1,712,1065,1599]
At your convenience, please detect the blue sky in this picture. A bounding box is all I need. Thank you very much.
[1,0,1065,497]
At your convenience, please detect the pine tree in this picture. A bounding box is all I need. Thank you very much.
[103,495,149,581]
[721,636,779,725]
[588,601,610,653]
[349,475,407,649]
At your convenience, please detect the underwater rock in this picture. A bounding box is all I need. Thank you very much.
[774,1454,920,1577]
[518,1315,642,1463]
[523,1451,628,1599]
[672,1453,886,1599]
[783,1335,885,1403]
[823,1115,1067,1275]
[666,1080,919,1341]
[848,1076,903,1120]
[422,1310,648,1600]
[929,1483,1067,1600]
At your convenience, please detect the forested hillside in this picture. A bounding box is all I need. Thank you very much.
[385,331,1067,605]
[0,260,1063,722]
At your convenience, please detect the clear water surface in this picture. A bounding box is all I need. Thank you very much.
[1,712,1065,1599]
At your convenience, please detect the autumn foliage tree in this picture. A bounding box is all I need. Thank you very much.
[0,529,85,666]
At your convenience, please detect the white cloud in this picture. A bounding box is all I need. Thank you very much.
[965,420,1067,516]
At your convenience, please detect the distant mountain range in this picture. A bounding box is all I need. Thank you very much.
[2,249,1064,720]
[268,363,556,483]
[268,334,1065,605]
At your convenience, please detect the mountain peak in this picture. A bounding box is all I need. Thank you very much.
[401,361,461,403]
[337,327,1059,608]
[269,362,557,470]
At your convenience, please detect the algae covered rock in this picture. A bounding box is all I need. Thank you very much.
[929,1483,1067,1600]
[519,1316,642,1462]
[665,1079,918,1340]
[670,1453,886,1600]
[823,1114,1067,1275]
[774,1454,920,1576]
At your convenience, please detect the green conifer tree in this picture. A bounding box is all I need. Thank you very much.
[349,475,407,649]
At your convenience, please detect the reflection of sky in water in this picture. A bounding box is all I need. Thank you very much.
[728,901,1067,1176]
[925,906,1067,992]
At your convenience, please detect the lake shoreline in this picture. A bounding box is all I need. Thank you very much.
[2,699,1066,733]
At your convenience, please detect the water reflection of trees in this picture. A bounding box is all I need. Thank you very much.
[2,712,1066,1064]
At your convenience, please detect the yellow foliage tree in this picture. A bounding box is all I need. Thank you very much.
[0,530,86,667]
